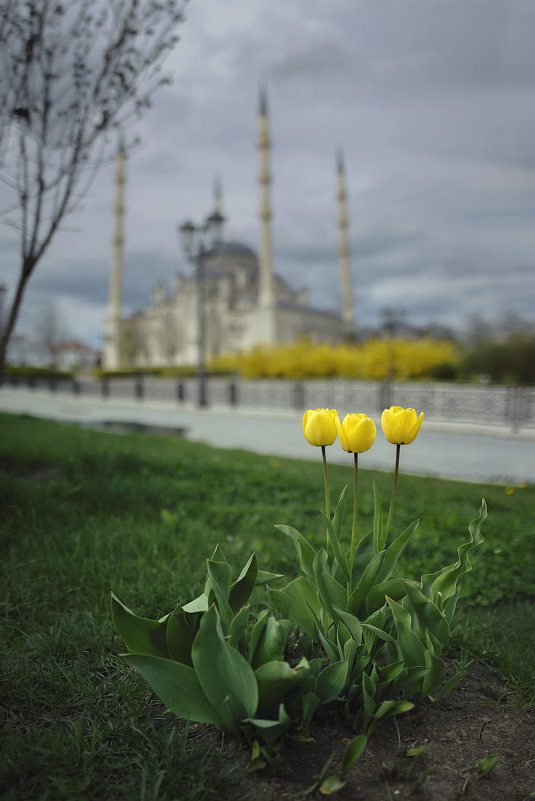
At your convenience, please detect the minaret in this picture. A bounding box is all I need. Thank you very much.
[213,175,223,215]
[336,150,355,331]
[210,175,225,242]
[257,87,277,342]
[104,144,126,369]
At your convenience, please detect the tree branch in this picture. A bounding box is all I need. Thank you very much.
[0,0,189,375]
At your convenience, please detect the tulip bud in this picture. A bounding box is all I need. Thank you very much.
[302,408,338,447]
[381,406,424,445]
[335,413,376,453]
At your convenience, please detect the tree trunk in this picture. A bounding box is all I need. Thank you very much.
[0,259,34,381]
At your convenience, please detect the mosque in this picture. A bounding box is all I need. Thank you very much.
[103,92,355,369]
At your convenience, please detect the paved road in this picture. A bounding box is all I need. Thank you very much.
[1,388,534,484]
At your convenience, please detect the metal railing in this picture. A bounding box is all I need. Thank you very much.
[3,372,534,432]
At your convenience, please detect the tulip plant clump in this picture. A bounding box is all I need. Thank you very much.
[112,406,486,793]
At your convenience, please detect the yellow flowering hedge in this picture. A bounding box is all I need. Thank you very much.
[210,338,461,380]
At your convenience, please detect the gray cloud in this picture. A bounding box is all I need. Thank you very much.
[1,0,533,348]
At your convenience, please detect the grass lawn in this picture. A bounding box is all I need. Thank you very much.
[1,412,534,800]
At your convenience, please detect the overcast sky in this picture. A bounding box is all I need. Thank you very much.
[2,0,534,348]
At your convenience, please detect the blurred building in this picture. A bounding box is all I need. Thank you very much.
[56,341,100,372]
[103,92,355,369]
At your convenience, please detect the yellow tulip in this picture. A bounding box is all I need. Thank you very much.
[381,406,424,445]
[335,413,376,453]
[302,408,338,447]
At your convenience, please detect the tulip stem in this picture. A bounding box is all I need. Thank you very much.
[321,445,330,520]
[349,452,359,576]
[385,444,401,541]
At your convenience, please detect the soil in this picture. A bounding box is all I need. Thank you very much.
[185,661,534,801]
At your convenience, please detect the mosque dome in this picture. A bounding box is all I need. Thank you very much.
[203,239,259,293]
[207,241,257,259]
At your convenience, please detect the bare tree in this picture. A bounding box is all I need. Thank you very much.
[0,0,188,376]
[33,299,67,367]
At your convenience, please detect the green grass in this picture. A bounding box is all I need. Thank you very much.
[1,413,534,799]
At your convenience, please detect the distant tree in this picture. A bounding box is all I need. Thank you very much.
[463,314,495,349]
[33,299,67,367]
[0,0,188,376]
[463,311,535,348]
[461,332,535,385]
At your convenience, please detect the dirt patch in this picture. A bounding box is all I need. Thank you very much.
[23,464,61,484]
[186,661,534,800]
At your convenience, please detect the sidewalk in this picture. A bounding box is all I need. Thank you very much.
[1,388,534,484]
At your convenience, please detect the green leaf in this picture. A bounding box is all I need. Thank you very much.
[300,691,321,729]
[111,592,169,658]
[365,578,419,617]
[254,659,310,716]
[387,596,426,667]
[367,700,414,735]
[419,643,447,699]
[275,524,316,579]
[301,753,335,795]
[361,607,389,655]
[321,508,350,584]
[245,704,292,746]
[331,485,349,541]
[257,743,285,773]
[255,569,284,585]
[402,582,451,646]
[351,528,374,570]
[315,659,348,704]
[268,576,321,637]
[206,559,234,630]
[396,665,430,698]
[347,550,385,618]
[332,607,363,645]
[377,520,419,584]
[246,740,267,772]
[336,621,350,650]
[165,606,198,665]
[229,553,258,612]
[319,776,347,794]
[319,629,340,664]
[248,609,269,666]
[376,659,405,687]
[372,482,384,553]
[376,699,415,719]
[478,754,498,777]
[313,549,347,621]
[124,653,224,727]
[252,617,293,669]
[192,605,258,735]
[210,544,229,564]
[181,592,209,613]
[341,734,368,777]
[343,634,357,661]
[405,745,425,757]
[360,622,397,647]
[429,667,466,703]
[322,485,350,578]
[361,671,376,718]
[420,501,486,620]
[228,604,251,648]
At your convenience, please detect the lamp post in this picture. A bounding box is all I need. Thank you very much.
[380,308,406,410]
[178,210,224,407]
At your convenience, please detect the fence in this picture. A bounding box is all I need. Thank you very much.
[3,372,534,432]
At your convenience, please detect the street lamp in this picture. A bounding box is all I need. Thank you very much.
[380,308,406,409]
[178,210,224,406]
